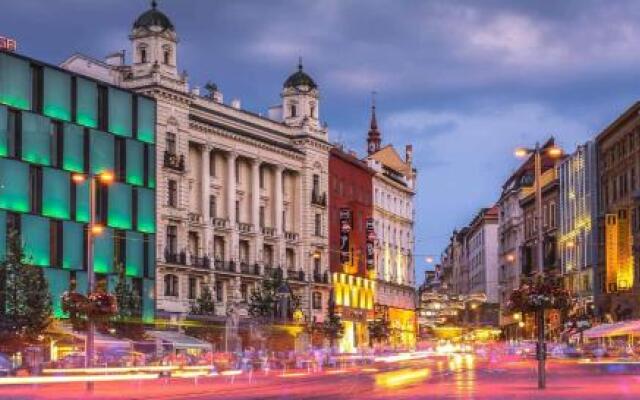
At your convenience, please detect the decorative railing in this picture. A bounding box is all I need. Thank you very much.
[188,213,202,224]
[212,217,229,229]
[237,222,254,233]
[288,269,305,281]
[164,249,187,265]
[190,255,210,269]
[262,226,276,237]
[284,231,299,242]
[311,191,327,207]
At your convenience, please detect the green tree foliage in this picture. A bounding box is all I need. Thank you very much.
[0,230,52,343]
[322,298,344,350]
[368,318,390,346]
[112,262,144,340]
[191,285,216,316]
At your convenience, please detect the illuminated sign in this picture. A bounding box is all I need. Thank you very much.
[366,217,375,270]
[339,208,351,263]
[0,36,17,52]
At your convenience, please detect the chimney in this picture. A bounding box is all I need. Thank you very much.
[230,98,241,109]
[104,50,125,66]
[405,144,413,165]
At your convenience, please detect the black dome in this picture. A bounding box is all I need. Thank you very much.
[283,62,317,89]
[133,1,174,31]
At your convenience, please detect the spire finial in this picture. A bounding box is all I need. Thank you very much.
[370,90,378,130]
[298,56,303,72]
[151,0,157,9]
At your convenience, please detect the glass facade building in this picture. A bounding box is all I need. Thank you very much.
[0,51,156,322]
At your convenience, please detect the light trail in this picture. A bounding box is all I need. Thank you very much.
[0,374,159,385]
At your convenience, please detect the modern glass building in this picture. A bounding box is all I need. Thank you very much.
[0,50,156,322]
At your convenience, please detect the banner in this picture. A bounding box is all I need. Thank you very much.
[340,208,352,264]
[366,217,376,270]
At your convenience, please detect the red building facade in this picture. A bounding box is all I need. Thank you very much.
[329,147,375,352]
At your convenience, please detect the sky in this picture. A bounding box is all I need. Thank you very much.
[3,0,640,282]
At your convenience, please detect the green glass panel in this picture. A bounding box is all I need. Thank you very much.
[93,227,113,274]
[22,112,51,166]
[0,158,29,213]
[108,88,132,137]
[44,268,70,318]
[142,278,155,323]
[147,146,155,188]
[126,139,144,186]
[63,123,84,173]
[0,53,31,110]
[90,129,114,174]
[108,183,132,230]
[63,221,84,270]
[0,210,5,261]
[75,180,89,223]
[22,214,50,267]
[0,104,7,157]
[126,231,143,278]
[137,97,155,144]
[137,187,155,233]
[75,271,88,295]
[42,168,70,219]
[76,78,98,129]
[146,234,155,279]
[43,67,71,122]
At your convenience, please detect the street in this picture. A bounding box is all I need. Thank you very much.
[2,355,640,399]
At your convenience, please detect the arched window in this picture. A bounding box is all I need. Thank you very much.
[164,274,179,296]
[139,46,148,63]
[163,47,171,65]
[290,104,297,118]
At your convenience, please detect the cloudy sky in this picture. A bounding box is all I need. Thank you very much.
[3,0,640,280]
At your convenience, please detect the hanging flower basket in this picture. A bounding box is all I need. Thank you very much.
[61,291,117,320]
[507,274,572,313]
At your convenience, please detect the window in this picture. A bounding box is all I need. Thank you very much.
[209,195,217,218]
[209,151,216,177]
[312,292,322,309]
[76,78,98,128]
[259,206,265,228]
[43,67,71,122]
[235,200,240,222]
[137,97,155,144]
[49,220,62,268]
[163,49,170,65]
[188,276,197,300]
[168,179,177,207]
[290,104,297,118]
[165,132,176,155]
[188,231,199,257]
[108,88,132,137]
[29,165,42,214]
[0,52,32,111]
[166,225,177,255]
[313,174,320,195]
[140,47,147,64]
[164,274,178,297]
[310,104,316,119]
[216,280,223,302]
[5,109,18,158]
[240,283,248,302]
[315,213,321,236]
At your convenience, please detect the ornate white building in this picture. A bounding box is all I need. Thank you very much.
[365,107,417,348]
[62,2,331,325]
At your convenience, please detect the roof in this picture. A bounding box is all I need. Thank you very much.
[596,101,640,144]
[283,61,317,90]
[369,145,411,175]
[133,1,175,31]
[330,146,375,175]
[147,330,212,350]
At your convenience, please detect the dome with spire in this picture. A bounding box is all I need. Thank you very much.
[283,60,317,90]
[133,0,174,31]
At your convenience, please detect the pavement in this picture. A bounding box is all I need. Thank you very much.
[1,355,640,399]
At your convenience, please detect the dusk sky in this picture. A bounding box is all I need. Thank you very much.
[4,0,640,281]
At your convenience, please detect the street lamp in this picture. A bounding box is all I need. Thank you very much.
[71,171,114,392]
[514,142,563,390]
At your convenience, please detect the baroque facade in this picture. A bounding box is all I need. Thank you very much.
[62,2,331,326]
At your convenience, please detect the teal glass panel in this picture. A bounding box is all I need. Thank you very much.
[0,104,7,157]
[136,187,155,233]
[137,97,155,144]
[22,214,50,267]
[108,183,132,230]
[90,129,114,174]
[63,123,84,173]
[0,210,5,261]
[62,221,84,270]
[22,112,51,166]
[0,158,29,213]
[126,139,144,186]
[146,234,155,279]
[0,53,31,110]
[75,179,89,223]
[44,268,70,318]
[142,278,155,323]
[43,67,71,122]
[93,227,113,274]
[147,146,155,188]
[75,271,88,295]
[42,168,70,219]
[108,88,132,137]
[76,78,98,129]
[126,231,143,278]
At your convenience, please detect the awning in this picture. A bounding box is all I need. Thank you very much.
[147,330,212,351]
[56,325,132,348]
[583,320,640,339]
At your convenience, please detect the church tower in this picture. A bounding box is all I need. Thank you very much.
[129,1,178,80]
[281,59,320,130]
[367,99,382,155]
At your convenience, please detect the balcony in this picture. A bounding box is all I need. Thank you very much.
[313,271,330,284]
[311,191,327,207]
[262,226,276,237]
[164,249,187,265]
[215,260,236,273]
[188,213,203,224]
[284,231,299,242]
[163,151,185,172]
[287,269,305,282]
[237,222,254,234]
[190,255,211,269]
[212,217,229,230]
[264,266,283,279]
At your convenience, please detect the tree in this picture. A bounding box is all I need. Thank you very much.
[248,272,286,322]
[112,262,144,340]
[191,285,216,316]
[322,298,343,351]
[0,230,52,343]
[368,318,390,347]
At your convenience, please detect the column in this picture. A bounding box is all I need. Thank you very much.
[274,165,285,269]
[227,152,238,262]
[251,159,262,269]
[201,146,211,257]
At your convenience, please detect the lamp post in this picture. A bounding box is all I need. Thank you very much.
[72,171,114,392]
[515,142,562,389]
